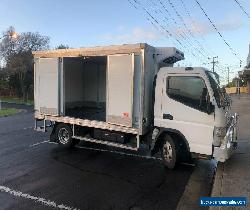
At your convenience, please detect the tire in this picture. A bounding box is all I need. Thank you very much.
[161,135,179,169]
[55,123,79,148]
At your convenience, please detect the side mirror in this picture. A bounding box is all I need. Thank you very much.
[207,102,215,114]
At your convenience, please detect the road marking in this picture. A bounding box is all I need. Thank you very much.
[29,140,58,147]
[23,126,33,130]
[48,142,58,145]
[0,185,80,210]
[29,140,50,147]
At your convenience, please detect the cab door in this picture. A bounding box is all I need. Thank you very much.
[158,73,214,155]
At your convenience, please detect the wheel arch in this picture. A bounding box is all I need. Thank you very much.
[153,128,190,154]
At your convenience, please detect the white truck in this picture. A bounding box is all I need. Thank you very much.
[33,43,237,169]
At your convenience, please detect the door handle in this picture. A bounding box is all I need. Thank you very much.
[163,113,173,120]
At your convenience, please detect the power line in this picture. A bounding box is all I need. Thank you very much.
[194,0,242,63]
[128,0,185,55]
[233,0,250,19]
[177,0,228,73]
[152,0,212,63]
[155,0,208,62]
[178,0,215,56]
[127,0,172,40]
[129,0,184,48]
[128,0,205,64]
[154,1,193,48]
[147,0,206,62]
[149,1,191,48]
[166,0,210,59]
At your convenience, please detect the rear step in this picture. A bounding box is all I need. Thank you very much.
[72,135,138,151]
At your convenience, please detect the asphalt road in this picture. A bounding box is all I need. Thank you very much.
[0,103,194,210]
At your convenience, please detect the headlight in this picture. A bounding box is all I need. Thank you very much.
[214,127,226,137]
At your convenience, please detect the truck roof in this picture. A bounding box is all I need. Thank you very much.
[161,66,210,73]
[158,67,211,77]
[32,43,184,60]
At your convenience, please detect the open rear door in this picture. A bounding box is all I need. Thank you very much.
[107,54,134,127]
[34,58,62,116]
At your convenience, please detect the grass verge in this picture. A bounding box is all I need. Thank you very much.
[0,98,33,106]
[0,108,21,117]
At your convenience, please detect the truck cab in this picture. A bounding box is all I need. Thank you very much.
[152,67,237,168]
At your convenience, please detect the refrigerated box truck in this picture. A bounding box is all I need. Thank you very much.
[33,43,237,169]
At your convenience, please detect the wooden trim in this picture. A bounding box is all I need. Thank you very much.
[35,113,139,134]
[33,43,146,58]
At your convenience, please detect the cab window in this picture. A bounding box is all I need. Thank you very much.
[167,76,207,111]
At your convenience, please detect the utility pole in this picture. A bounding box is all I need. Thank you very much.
[235,77,240,99]
[227,67,234,86]
[208,56,219,72]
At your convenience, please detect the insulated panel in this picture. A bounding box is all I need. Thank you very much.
[35,58,60,116]
[107,54,134,127]
[98,64,106,102]
[64,58,84,103]
[83,63,99,102]
[143,46,157,129]
[82,63,106,104]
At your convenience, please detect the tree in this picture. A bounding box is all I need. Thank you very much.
[0,26,17,61]
[0,26,50,100]
[55,44,69,49]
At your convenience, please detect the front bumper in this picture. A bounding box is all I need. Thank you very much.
[213,113,238,162]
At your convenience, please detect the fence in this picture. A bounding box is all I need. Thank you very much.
[225,87,249,94]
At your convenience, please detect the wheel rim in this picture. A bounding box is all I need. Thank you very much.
[163,141,173,162]
[58,128,70,144]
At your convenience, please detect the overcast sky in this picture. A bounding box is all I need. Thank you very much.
[0,0,250,82]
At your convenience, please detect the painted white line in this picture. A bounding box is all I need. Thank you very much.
[0,185,80,210]
[30,140,58,147]
[23,126,33,130]
[29,140,50,147]
[48,141,58,145]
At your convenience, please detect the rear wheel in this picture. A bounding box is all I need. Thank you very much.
[161,135,179,169]
[55,123,79,148]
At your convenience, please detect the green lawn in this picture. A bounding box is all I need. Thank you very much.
[0,98,34,106]
[0,108,20,117]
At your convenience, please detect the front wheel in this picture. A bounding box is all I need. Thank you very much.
[161,135,179,169]
[55,123,79,148]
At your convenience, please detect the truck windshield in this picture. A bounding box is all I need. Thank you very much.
[206,71,224,108]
